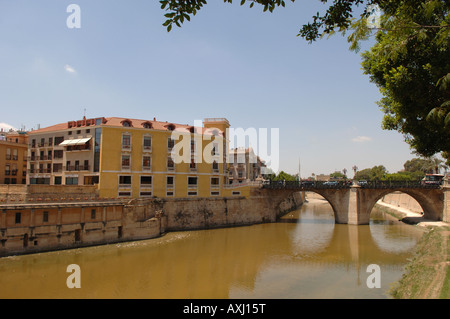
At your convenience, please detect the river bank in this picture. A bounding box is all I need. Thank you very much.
[374,201,450,299]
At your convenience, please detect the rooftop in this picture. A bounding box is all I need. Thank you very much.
[29,116,228,136]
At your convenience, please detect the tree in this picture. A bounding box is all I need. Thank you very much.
[360,1,450,164]
[354,165,387,181]
[330,171,347,179]
[403,157,435,174]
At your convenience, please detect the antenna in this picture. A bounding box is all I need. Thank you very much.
[83,108,86,117]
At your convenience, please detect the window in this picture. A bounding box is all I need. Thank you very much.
[211,177,220,188]
[54,176,62,185]
[15,212,21,224]
[65,177,78,185]
[212,142,219,156]
[91,209,96,219]
[190,139,196,155]
[53,163,62,173]
[167,157,175,171]
[55,136,64,145]
[166,191,174,197]
[188,177,198,186]
[212,161,219,172]
[143,135,152,150]
[43,211,49,223]
[119,175,132,186]
[140,176,152,185]
[48,137,53,146]
[166,176,174,187]
[54,150,63,159]
[211,191,220,196]
[140,191,152,197]
[190,159,197,171]
[12,149,18,160]
[122,134,131,149]
[121,155,130,169]
[68,131,72,135]
[118,191,131,197]
[142,156,151,170]
[167,137,175,150]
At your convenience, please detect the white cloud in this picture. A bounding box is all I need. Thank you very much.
[0,122,17,132]
[352,136,372,143]
[64,64,76,74]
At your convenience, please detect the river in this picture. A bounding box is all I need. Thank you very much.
[0,194,424,299]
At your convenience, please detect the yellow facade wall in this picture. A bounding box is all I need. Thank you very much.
[97,125,235,199]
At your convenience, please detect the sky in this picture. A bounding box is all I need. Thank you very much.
[0,0,421,177]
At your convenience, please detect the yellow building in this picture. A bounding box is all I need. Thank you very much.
[0,131,28,184]
[27,116,251,198]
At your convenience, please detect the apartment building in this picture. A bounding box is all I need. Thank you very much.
[27,116,237,198]
[228,147,266,184]
[0,131,28,184]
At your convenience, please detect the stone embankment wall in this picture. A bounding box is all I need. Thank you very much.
[0,188,304,257]
[379,192,423,214]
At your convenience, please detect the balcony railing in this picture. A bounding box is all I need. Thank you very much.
[64,165,90,171]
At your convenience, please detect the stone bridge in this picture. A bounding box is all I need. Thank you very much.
[262,181,450,225]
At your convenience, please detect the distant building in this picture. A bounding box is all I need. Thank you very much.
[26,116,247,198]
[227,147,266,184]
[0,131,28,184]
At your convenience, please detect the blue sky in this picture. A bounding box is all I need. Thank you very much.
[0,0,418,177]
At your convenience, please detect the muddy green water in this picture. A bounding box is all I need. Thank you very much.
[0,198,423,298]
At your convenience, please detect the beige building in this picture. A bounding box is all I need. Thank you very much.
[227,147,266,184]
[0,131,28,185]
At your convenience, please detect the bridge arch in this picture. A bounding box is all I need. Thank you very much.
[357,188,444,223]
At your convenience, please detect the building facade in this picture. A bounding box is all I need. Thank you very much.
[228,147,266,184]
[27,116,249,198]
[0,131,28,185]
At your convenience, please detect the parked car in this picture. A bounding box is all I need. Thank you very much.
[324,181,338,186]
[358,180,368,186]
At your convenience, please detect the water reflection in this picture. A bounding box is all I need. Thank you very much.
[0,197,423,299]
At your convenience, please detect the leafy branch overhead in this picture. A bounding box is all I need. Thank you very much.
[160,0,380,41]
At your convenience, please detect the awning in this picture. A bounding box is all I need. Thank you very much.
[59,137,91,146]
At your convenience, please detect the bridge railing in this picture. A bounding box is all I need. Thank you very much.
[262,180,352,189]
[261,180,442,189]
[357,180,441,189]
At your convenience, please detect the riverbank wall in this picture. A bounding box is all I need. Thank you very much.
[0,187,304,257]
